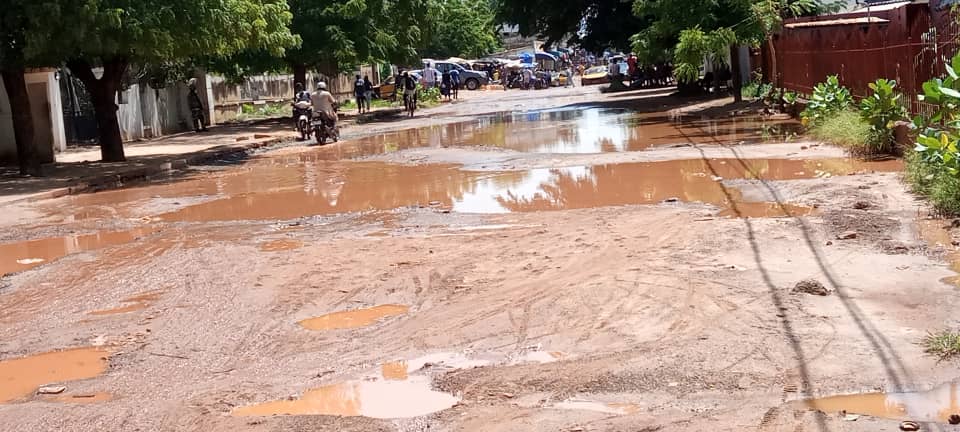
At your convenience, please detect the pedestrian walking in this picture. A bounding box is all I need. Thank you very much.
[353,75,365,114]
[449,67,460,100]
[440,70,452,101]
[187,79,208,132]
[363,75,373,112]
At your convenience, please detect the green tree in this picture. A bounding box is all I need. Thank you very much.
[495,0,646,52]
[286,0,426,86]
[0,0,41,175]
[26,1,298,162]
[421,0,501,59]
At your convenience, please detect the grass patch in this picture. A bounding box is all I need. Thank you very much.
[922,330,960,359]
[808,109,879,155]
[905,151,960,216]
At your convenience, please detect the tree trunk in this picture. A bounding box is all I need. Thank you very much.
[67,57,128,162]
[292,63,307,93]
[730,44,743,103]
[767,36,778,88]
[1,67,41,176]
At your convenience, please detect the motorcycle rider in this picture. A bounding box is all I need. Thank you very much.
[311,82,338,128]
[292,82,312,125]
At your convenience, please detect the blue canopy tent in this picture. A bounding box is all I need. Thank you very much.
[518,52,535,64]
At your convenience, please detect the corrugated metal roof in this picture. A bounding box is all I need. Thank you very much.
[784,16,890,28]
[850,0,912,12]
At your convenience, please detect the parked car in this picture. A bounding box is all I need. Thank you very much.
[431,61,490,90]
[581,65,609,86]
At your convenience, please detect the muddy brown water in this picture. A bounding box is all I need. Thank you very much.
[0,227,159,276]
[323,108,802,158]
[298,304,410,330]
[799,382,960,423]
[151,158,900,222]
[0,347,109,403]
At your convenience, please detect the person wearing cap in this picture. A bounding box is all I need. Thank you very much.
[311,82,338,126]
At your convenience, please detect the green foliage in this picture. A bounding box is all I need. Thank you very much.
[858,78,907,153]
[922,329,960,360]
[808,109,873,153]
[800,75,852,125]
[422,0,501,59]
[742,81,774,101]
[288,0,426,75]
[497,0,644,52]
[27,1,298,64]
[418,85,441,106]
[913,53,960,181]
[782,90,798,106]
[672,27,735,84]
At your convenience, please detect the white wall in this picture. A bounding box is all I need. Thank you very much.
[0,70,66,163]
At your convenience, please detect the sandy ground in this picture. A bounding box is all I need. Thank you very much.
[1,85,959,432]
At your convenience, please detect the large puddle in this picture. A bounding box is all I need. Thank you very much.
[0,347,110,403]
[314,108,802,159]
[0,227,158,276]
[151,158,900,222]
[799,382,960,423]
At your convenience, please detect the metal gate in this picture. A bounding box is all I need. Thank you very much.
[58,69,99,145]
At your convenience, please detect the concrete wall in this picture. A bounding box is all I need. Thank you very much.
[0,70,66,164]
[117,82,193,140]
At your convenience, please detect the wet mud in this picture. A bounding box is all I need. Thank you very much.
[553,400,641,415]
[0,227,158,276]
[799,382,960,423]
[298,304,410,330]
[87,291,163,316]
[232,376,458,419]
[0,347,109,403]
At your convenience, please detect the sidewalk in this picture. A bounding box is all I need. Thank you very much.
[0,120,298,205]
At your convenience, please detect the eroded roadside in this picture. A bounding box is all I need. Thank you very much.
[0,90,957,432]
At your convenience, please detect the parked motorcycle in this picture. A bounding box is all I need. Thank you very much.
[293,101,313,141]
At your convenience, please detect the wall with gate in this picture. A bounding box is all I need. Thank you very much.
[775,1,960,112]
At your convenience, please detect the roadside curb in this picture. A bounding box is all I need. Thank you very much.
[4,135,295,205]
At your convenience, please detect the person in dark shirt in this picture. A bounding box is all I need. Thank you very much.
[362,75,373,111]
[187,80,208,132]
[353,75,365,114]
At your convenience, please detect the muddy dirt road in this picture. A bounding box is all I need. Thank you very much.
[2,86,959,432]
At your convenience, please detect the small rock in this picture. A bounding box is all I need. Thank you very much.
[500,392,515,398]
[792,279,830,296]
[825,241,833,246]
[843,414,860,421]
[952,219,960,229]
[900,420,920,431]
[852,201,870,210]
[801,146,809,150]
[37,385,66,395]
[837,231,858,240]
[857,185,871,190]
[662,197,680,203]
[950,414,960,424]
[428,200,441,206]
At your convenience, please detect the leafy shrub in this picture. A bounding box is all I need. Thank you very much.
[808,109,873,152]
[801,75,853,125]
[911,53,960,215]
[859,79,907,153]
[418,85,441,106]
[782,91,798,106]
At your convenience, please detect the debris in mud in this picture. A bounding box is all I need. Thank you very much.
[837,231,858,240]
[825,210,899,243]
[0,347,109,403]
[900,421,920,431]
[880,241,912,255]
[792,279,830,296]
[843,413,860,421]
[37,386,66,395]
[951,414,960,424]
[662,197,680,203]
[853,201,871,210]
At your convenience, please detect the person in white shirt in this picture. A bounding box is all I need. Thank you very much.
[423,63,437,88]
[311,82,338,125]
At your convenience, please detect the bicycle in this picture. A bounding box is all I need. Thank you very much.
[403,90,417,117]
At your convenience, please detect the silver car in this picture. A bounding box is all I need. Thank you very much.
[431,62,490,90]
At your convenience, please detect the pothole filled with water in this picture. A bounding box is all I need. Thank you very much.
[298,304,409,330]
[0,347,110,403]
[798,382,960,423]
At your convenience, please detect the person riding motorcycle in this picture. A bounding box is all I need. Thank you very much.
[311,82,338,128]
[292,82,313,124]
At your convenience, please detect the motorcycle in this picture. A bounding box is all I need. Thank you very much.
[293,101,313,141]
[311,110,339,145]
